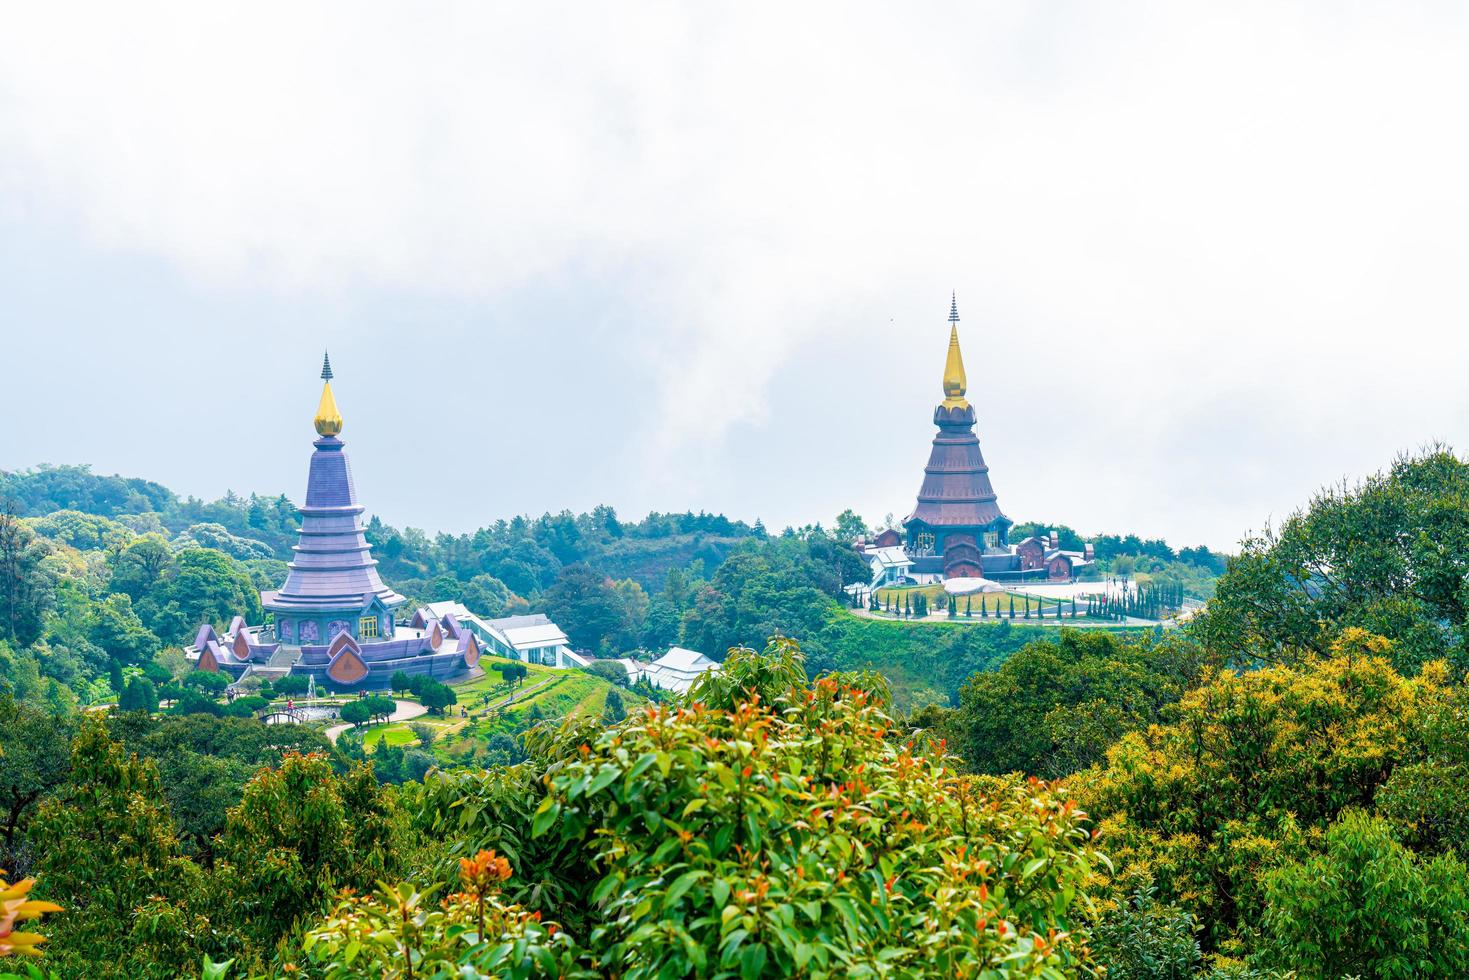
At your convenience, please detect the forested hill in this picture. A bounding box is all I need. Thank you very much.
[2,463,1226,708]
[0,462,761,594]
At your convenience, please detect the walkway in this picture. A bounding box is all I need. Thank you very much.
[325,697,429,743]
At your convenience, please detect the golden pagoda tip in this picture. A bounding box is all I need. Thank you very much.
[313,363,343,437]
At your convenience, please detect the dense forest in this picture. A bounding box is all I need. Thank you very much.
[24,453,1469,976]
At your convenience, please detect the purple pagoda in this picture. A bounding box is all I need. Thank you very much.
[187,355,481,689]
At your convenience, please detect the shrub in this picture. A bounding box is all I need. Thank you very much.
[302,851,581,978]
[582,659,629,688]
[527,637,1103,977]
[168,689,222,717]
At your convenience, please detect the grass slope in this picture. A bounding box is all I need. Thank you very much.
[795,608,1053,712]
[437,656,644,764]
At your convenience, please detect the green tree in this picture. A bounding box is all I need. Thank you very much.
[212,752,414,954]
[339,700,371,727]
[1260,809,1469,978]
[140,548,262,643]
[0,501,53,647]
[460,572,511,618]
[948,631,1202,778]
[32,718,209,978]
[106,532,174,601]
[419,680,457,716]
[0,696,74,847]
[1192,448,1469,674]
[833,508,870,542]
[600,687,625,724]
[542,563,635,653]
[182,670,229,696]
[118,676,159,714]
[583,658,629,687]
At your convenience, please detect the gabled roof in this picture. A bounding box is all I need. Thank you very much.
[640,647,721,694]
[867,546,913,569]
[652,647,719,674]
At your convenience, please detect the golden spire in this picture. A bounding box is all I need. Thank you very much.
[314,351,343,436]
[941,293,969,409]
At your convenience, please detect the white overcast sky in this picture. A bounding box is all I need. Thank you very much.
[2,2,1468,551]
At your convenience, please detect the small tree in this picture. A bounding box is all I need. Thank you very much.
[390,670,412,695]
[409,722,436,748]
[601,688,626,725]
[420,680,457,716]
[339,700,371,727]
[118,676,158,714]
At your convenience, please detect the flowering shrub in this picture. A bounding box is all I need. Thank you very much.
[302,849,584,979]
[531,639,1104,978]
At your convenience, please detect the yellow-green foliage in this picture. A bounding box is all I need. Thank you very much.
[1075,629,1448,959]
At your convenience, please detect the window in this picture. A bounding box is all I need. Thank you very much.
[359,616,380,639]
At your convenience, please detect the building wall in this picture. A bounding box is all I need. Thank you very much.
[276,607,392,645]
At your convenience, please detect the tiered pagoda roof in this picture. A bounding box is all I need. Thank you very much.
[263,353,406,616]
[906,297,1009,530]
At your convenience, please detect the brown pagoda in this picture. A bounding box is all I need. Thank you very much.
[903,296,1011,578]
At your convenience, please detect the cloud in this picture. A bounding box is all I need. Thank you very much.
[2,2,1468,546]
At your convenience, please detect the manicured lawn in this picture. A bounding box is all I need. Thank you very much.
[873,585,1066,614]
[869,587,1069,617]
[362,723,420,748]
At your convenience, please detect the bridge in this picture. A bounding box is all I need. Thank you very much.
[260,706,320,725]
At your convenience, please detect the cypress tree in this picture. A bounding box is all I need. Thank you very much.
[965,595,973,617]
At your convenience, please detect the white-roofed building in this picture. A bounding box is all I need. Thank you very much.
[864,545,914,589]
[631,646,721,694]
[424,603,586,669]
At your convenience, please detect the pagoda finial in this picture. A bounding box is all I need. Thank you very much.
[941,297,968,410]
[314,354,343,437]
